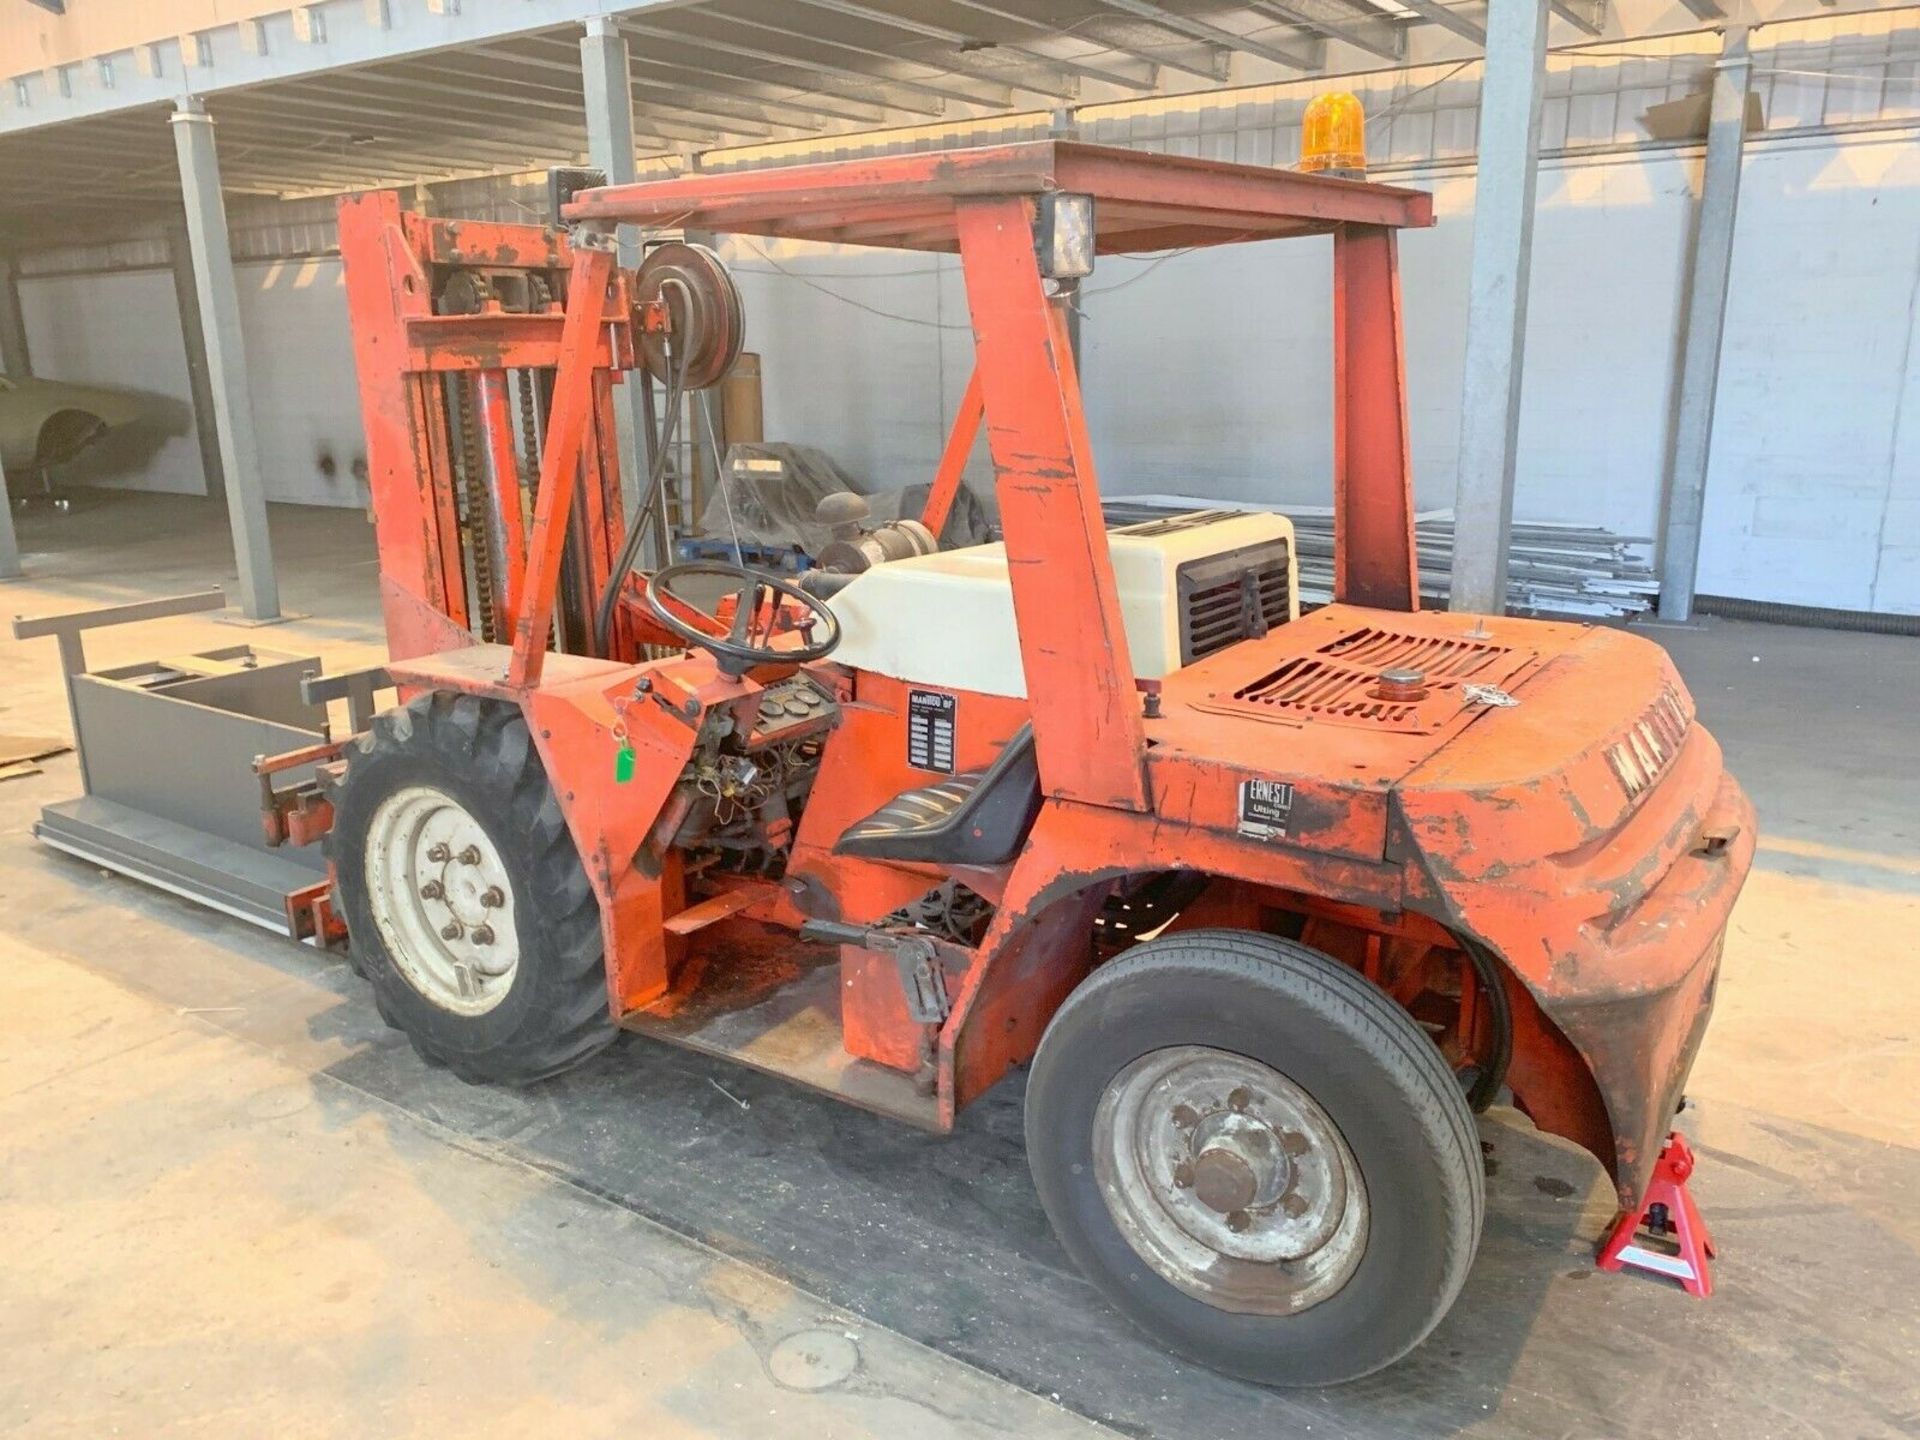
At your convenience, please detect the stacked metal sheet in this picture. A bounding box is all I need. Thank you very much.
[1107,496,1658,621]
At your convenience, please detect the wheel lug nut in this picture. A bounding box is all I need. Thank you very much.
[426,842,450,863]
[1281,1130,1311,1157]
[440,921,463,940]
[1172,1161,1194,1189]
[1226,1210,1252,1233]
[458,845,482,865]
[419,880,444,900]
[1228,1086,1252,1113]
[480,886,504,908]
[471,924,495,947]
[1281,1193,1309,1218]
[1170,1104,1199,1130]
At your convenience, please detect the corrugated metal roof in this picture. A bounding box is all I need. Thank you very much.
[0,0,1911,246]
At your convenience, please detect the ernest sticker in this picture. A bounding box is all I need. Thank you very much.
[1237,778,1295,840]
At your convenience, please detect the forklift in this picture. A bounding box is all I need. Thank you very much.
[310,141,1755,1385]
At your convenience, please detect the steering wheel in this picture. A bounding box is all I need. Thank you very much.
[644,561,842,675]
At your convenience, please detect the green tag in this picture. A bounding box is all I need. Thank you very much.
[613,745,635,784]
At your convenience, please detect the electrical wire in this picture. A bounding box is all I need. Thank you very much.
[733,235,973,329]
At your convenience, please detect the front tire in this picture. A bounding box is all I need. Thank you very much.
[328,692,615,1084]
[1025,929,1483,1386]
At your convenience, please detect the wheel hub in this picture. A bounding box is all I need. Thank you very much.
[1189,1111,1289,1215]
[1092,1046,1367,1315]
[363,784,520,1015]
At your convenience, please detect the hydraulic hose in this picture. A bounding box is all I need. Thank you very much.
[593,280,694,657]
[1459,936,1513,1113]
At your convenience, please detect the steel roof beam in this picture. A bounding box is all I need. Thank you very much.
[929,0,1160,90]
[1549,0,1608,36]
[621,53,893,126]
[699,9,1030,107]
[787,0,1105,96]
[619,22,952,116]
[209,90,619,154]
[384,55,785,139]
[1088,0,1326,73]
[321,65,733,145]
[1390,0,1488,44]
[1246,0,1406,61]
[206,110,578,177]
[938,0,1228,83]
[491,32,894,127]
[455,45,834,132]
[247,78,589,134]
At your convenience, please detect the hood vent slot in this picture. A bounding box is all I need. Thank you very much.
[1227,626,1520,732]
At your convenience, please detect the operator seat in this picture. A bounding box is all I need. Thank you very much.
[834,725,1040,867]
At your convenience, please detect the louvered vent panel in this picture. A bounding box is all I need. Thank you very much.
[1177,540,1293,664]
[1227,626,1519,732]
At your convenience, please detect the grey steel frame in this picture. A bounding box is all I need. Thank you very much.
[12,589,339,935]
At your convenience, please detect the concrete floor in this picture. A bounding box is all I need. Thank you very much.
[3,492,1918,1439]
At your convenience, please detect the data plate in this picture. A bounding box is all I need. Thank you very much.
[907,689,957,774]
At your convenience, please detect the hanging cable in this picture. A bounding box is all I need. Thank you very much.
[593,284,694,657]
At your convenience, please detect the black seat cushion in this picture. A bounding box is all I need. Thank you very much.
[835,725,1040,866]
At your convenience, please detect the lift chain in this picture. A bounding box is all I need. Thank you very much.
[449,374,497,643]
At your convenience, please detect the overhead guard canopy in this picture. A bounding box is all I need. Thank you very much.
[562,139,1435,254]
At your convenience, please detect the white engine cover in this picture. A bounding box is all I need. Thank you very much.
[825,510,1298,699]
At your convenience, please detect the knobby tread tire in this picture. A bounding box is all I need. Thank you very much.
[326,692,615,1085]
[1025,928,1484,1386]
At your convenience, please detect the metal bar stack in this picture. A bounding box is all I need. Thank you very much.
[1107,496,1658,620]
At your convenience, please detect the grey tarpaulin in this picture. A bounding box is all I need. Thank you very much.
[700,442,993,557]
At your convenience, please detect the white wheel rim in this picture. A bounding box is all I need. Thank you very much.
[363,783,520,1017]
[1092,1045,1367,1315]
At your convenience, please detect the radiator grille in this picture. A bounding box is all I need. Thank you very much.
[1605,684,1691,798]
[1228,626,1519,731]
[1177,540,1293,664]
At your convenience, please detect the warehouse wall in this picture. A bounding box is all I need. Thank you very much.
[18,256,366,507]
[723,125,1919,614]
[1699,132,1920,613]
[231,257,368,508]
[721,148,1696,535]
[16,267,206,495]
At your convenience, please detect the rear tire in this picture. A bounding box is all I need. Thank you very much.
[1025,928,1483,1386]
[328,692,615,1084]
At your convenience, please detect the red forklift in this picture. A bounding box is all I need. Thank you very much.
[274,141,1752,1384]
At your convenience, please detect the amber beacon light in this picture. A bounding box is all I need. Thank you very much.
[1300,91,1367,178]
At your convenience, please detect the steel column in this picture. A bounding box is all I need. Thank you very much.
[0,451,20,579]
[167,219,228,502]
[581,17,658,563]
[1658,26,1751,624]
[0,254,21,577]
[0,254,30,378]
[1448,0,1549,616]
[169,98,280,620]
